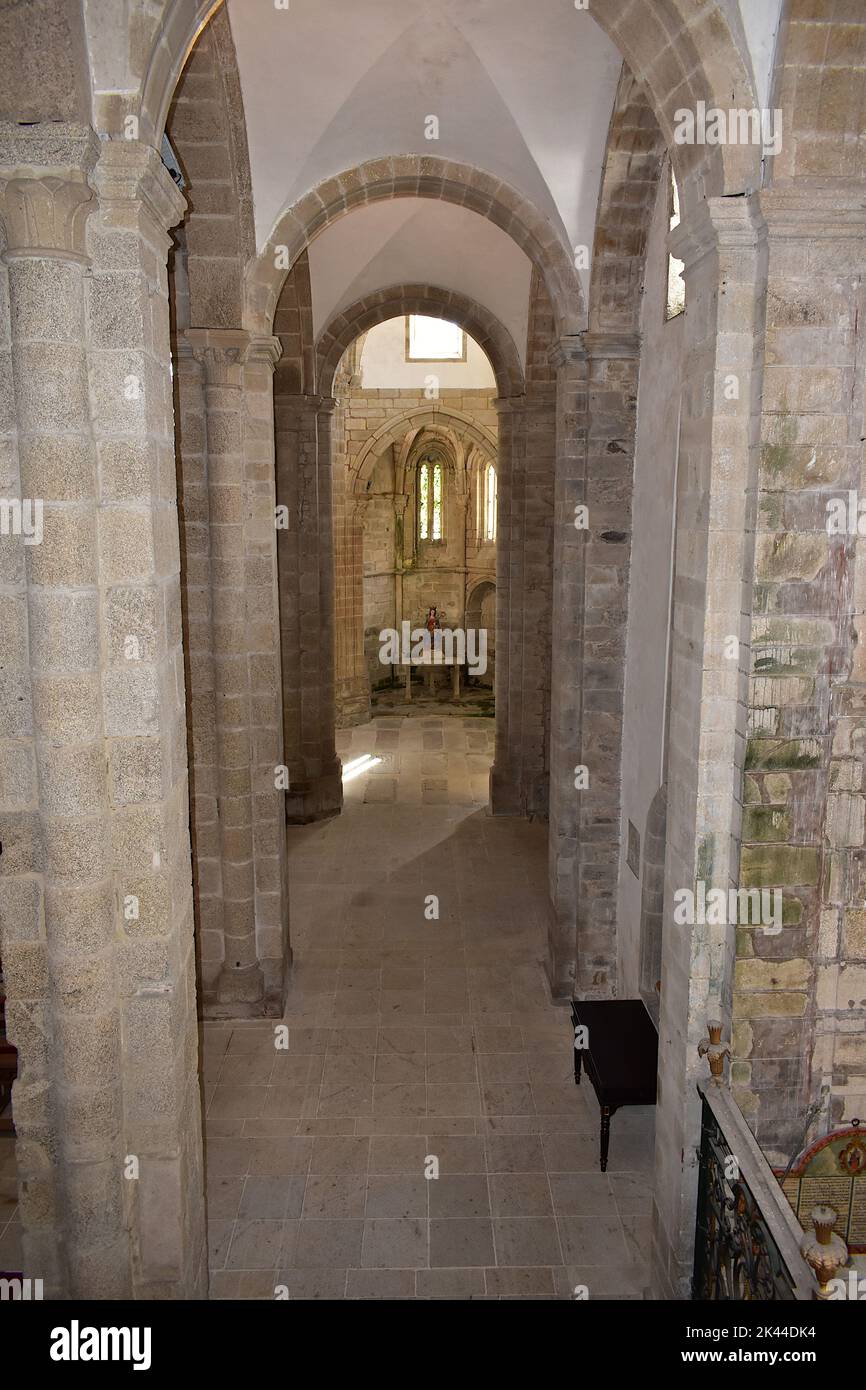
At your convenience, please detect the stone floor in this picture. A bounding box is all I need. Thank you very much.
[204,715,654,1299]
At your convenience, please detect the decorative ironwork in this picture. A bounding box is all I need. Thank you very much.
[693,1090,806,1300]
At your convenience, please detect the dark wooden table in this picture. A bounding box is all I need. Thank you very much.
[570,999,658,1172]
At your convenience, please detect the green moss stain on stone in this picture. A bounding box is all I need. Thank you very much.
[743,774,762,805]
[736,927,755,958]
[740,844,820,887]
[697,834,714,884]
[743,805,792,842]
[745,738,821,770]
[761,411,798,478]
[753,647,822,677]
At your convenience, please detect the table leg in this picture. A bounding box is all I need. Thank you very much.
[600,1106,613,1172]
[573,1039,582,1085]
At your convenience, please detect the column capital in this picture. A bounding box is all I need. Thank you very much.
[92,139,186,241]
[581,330,641,360]
[184,327,250,384]
[0,123,100,261]
[548,335,587,369]
[669,193,766,271]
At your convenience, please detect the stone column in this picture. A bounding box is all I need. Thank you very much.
[243,335,291,1010]
[173,336,225,1003]
[490,394,523,813]
[274,391,343,821]
[334,490,372,725]
[651,195,767,1300]
[185,328,264,1012]
[177,328,288,1016]
[0,124,102,1298]
[0,126,206,1297]
[547,337,588,998]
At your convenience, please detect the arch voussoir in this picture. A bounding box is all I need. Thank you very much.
[315,282,525,400]
[246,157,583,338]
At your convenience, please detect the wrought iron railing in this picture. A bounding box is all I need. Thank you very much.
[692,1080,815,1300]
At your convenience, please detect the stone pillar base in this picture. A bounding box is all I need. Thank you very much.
[336,678,370,727]
[204,996,283,1021]
[286,764,343,823]
[489,763,524,816]
[216,961,264,1007]
[544,945,575,1002]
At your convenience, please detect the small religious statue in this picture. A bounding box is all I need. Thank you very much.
[425,605,441,637]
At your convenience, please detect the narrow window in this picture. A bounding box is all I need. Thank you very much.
[431,461,443,541]
[418,458,444,542]
[418,460,430,540]
[483,463,497,541]
[666,165,685,321]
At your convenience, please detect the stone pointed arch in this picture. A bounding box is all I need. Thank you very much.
[317,284,525,401]
[351,406,498,499]
[247,156,583,338]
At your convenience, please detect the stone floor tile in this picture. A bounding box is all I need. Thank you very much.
[488,1173,554,1218]
[225,1218,288,1270]
[293,1219,364,1268]
[361,1218,429,1269]
[556,1216,630,1265]
[365,1175,428,1218]
[302,1174,367,1220]
[492,1216,562,1266]
[428,1174,491,1219]
[201,716,654,1300]
[430,1218,495,1268]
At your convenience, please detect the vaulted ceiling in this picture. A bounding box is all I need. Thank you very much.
[221,0,784,347]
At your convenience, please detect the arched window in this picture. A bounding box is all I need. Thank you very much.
[418,457,443,541]
[483,463,497,541]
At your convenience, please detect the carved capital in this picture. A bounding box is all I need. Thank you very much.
[184,328,250,386]
[0,123,99,260]
[0,176,94,260]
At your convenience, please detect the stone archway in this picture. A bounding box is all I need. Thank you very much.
[246,156,584,339]
[466,578,497,691]
[333,402,499,726]
[316,285,524,400]
[310,283,555,819]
